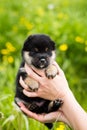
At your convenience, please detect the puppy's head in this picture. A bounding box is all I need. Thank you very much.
[22,34,56,69]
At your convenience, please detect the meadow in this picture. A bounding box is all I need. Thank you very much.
[0,0,87,130]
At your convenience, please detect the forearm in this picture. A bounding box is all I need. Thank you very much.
[60,90,87,130]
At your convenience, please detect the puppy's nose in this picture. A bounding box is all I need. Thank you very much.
[40,59,46,64]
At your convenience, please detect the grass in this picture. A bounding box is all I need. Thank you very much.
[0,0,87,130]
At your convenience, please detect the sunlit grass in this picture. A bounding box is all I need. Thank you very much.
[0,0,87,130]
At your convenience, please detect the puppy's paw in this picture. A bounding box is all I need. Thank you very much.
[48,99,63,112]
[29,102,39,111]
[45,65,58,79]
[24,77,39,92]
[53,99,63,108]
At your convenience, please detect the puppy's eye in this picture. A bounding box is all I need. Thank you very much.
[45,48,48,52]
[35,48,38,52]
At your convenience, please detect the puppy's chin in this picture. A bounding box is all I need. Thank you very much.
[32,62,49,69]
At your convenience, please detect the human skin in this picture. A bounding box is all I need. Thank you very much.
[18,62,87,130]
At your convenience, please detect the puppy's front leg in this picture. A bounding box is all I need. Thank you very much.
[24,76,39,92]
[45,65,58,79]
[20,67,39,92]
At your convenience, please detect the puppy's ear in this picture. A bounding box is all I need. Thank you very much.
[27,35,33,41]
[22,35,33,51]
[50,40,55,50]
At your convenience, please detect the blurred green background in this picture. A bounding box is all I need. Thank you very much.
[0,0,87,130]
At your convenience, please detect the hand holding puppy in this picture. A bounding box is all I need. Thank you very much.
[20,62,70,101]
[19,62,87,130]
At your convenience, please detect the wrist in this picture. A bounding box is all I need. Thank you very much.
[54,87,72,101]
[61,90,87,130]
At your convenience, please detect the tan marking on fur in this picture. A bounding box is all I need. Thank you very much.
[35,48,38,52]
[24,76,39,91]
[45,48,48,51]
[48,101,54,111]
[23,51,32,66]
[45,64,58,79]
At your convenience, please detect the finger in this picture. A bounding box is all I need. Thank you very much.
[43,110,70,125]
[20,105,69,125]
[17,102,26,108]
[53,62,64,76]
[31,66,45,77]
[20,106,51,123]
[19,76,29,90]
[53,61,62,72]
[21,106,70,126]
[25,63,42,82]
[20,106,44,122]
[23,89,38,97]
[43,111,61,123]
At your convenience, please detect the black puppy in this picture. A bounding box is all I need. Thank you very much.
[15,34,63,129]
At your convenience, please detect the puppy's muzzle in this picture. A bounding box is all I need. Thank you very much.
[32,54,49,69]
[39,58,47,68]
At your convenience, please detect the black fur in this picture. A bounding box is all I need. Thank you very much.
[15,34,63,129]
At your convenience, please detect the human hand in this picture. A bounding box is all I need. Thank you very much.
[18,102,70,126]
[19,62,70,100]
[18,62,87,130]
[18,62,71,127]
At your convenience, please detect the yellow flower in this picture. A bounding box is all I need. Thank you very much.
[24,21,33,30]
[56,124,65,130]
[19,17,33,30]
[37,8,45,16]
[7,56,14,63]
[57,13,68,19]
[75,36,84,43]
[58,13,64,19]
[6,42,16,52]
[59,43,68,51]
[1,49,10,55]
[3,56,14,63]
[20,16,26,24]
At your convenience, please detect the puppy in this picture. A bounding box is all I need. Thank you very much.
[15,34,63,129]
